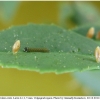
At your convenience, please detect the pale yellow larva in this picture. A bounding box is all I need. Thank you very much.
[95,46,100,63]
[96,31,100,40]
[86,27,95,38]
[12,40,20,54]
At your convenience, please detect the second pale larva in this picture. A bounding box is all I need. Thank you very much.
[96,31,100,40]
[95,46,100,63]
[86,27,95,38]
[12,40,20,54]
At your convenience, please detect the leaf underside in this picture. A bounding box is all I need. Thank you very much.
[0,24,100,74]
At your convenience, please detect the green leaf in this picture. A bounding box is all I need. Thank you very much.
[0,24,100,74]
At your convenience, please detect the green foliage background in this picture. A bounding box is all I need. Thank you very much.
[0,1,100,96]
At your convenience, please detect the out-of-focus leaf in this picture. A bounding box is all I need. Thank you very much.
[0,1,20,23]
[58,3,74,28]
[59,2,100,28]
[73,71,100,95]
[72,2,100,25]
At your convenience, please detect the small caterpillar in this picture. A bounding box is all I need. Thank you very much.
[23,47,49,52]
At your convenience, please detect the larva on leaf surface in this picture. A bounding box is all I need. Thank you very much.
[86,27,95,38]
[12,40,20,54]
[23,47,49,53]
[95,46,100,63]
[96,31,100,40]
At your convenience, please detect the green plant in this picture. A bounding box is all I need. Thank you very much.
[0,23,99,74]
[1,1,100,96]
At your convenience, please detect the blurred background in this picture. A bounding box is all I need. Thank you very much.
[0,1,100,96]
